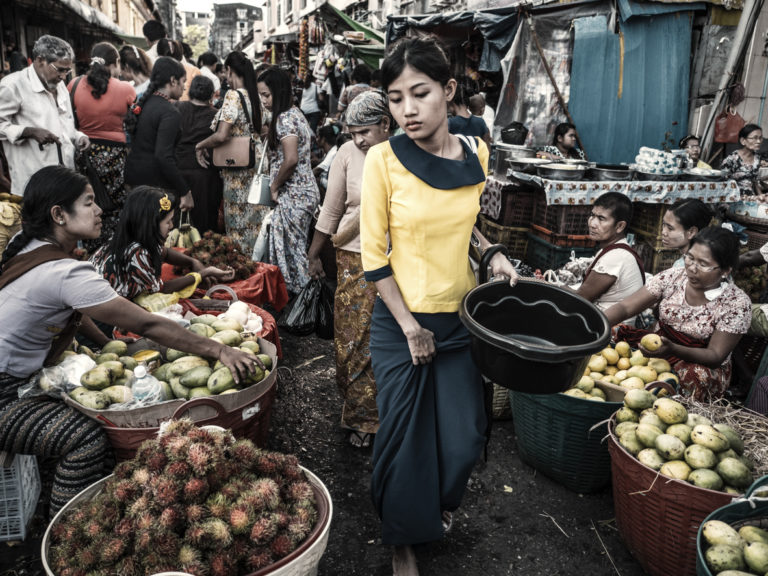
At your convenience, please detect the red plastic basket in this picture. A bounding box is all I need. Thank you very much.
[608,416,732,576]
[532,193,592,235]
[530,224,597,248]
[493,185,536,227]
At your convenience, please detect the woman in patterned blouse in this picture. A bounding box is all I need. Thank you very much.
[605,227,751,400]
[720,123,766,197]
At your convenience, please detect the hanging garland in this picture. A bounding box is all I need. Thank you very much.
[298,18,309,81]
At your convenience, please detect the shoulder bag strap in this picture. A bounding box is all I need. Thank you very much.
[235,89,254,135]
[456,133,478,155]
[69,76,83,130]
[583,243,646,285]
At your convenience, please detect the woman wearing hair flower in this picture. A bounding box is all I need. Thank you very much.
[91,186,234,324]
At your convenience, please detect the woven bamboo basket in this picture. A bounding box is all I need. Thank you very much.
[608,416,733,576]
[509,381,624,493]
[695,475,768,576]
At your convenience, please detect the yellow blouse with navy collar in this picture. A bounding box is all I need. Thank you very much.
[360,134,489,314]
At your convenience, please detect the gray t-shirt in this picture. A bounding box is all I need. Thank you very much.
[0,239,118,378]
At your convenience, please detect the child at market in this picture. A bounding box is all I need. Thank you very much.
[0,166,260,518]
[90,185,234,302]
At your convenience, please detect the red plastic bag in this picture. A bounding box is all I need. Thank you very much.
[714,107,745,143]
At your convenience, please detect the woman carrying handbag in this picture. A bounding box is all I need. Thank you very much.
[195,51,265,255]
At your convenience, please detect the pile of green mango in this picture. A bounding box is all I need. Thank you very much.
[66,315,272,410]
[614,392,754,494]
[701,519,768,575]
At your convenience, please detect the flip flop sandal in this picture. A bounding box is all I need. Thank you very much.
[442,511,453,533]
[348,431,372,448]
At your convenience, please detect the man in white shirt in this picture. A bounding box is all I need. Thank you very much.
[577,192,645,322]
[0,35,89,198]
[143,20,166,64]
[198,51,221,94]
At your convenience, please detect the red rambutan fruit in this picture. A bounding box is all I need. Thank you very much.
[134,511,154,531]
[202,517,233,548]
[154,529,182,558]
[270,532,296,558]
[152,475,181,507]
[179,547,209,576]
[244,546,274,571]
[127,494,151,518]
[286,518,311,545]
[229,505,254,535]
[286,481,314,503]
[185,503,208,524]
[131,467,150,486]
[113,460,136,480]
[113,517,134,537]
[164,435,192,461]
[231,439,262,468]
[249,513,279,545]
[134,528,154,553]
[206,493,231,520]
[219,477,248,501]
[99,537,127,565]
[249,478,281,511]
[293,505,318,527]
[159,506,184,531]
[165,459,192,480]
[111,479,139,503]
[76,543,99,569]
[184,476,210,503]
[188,442,215,476]
[114,556,140,576]
[208,550,237,576]
[185,523,208,548]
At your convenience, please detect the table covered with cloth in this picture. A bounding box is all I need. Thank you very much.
[480,174,741,221]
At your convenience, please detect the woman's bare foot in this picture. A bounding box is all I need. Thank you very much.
[392,545,419,576]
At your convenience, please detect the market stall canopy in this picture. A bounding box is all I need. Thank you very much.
[57,0,125,34]
[322,3,385,69]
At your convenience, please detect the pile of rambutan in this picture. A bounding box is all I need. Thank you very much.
[48,420,318,576]
[174,231,259,281]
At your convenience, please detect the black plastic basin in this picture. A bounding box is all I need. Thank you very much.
[460,275,610,394]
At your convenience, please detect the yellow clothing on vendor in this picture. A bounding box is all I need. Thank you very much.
[697,160,713,170]
[360,135,489,313]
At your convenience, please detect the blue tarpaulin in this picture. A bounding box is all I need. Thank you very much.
[569,10,696,164]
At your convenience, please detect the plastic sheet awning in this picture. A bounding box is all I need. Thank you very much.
[569,10,698,163]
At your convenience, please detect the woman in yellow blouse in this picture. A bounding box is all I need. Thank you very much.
[360,36,517,576]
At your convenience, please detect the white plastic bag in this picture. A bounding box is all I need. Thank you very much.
[21,354,96,399]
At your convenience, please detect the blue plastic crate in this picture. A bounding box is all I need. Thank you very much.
[0,452,41,542]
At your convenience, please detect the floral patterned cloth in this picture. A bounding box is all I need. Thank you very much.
[267,107,320,294]
[720,150,762,197]
[335,249,379,434]
[211,89,270,255]
[645,267,751,400]
[479,175,741,220]
[78,141,128,254]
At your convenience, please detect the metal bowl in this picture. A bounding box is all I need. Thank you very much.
[496,143,536,158]
[537,163,587,181]
[632,169,680,182]
[588,164,633,181]
[683,168,725,182]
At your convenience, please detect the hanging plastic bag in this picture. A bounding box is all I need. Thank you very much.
[315,280,334,340]
[252,210,273,262]
[279,279,321,335]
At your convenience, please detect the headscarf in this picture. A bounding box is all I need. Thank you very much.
[346,89,390,127]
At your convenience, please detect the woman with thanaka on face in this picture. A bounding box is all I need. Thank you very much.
[359,36,518,576]
[679,135,712,170]
[660,199,713,269]
[606,227,751,400]
[307,91,393,449]
[0,166,260,518]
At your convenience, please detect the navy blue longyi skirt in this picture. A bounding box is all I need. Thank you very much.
[369,299,487,546]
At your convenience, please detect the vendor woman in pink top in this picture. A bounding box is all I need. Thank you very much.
[68,42,135,252]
